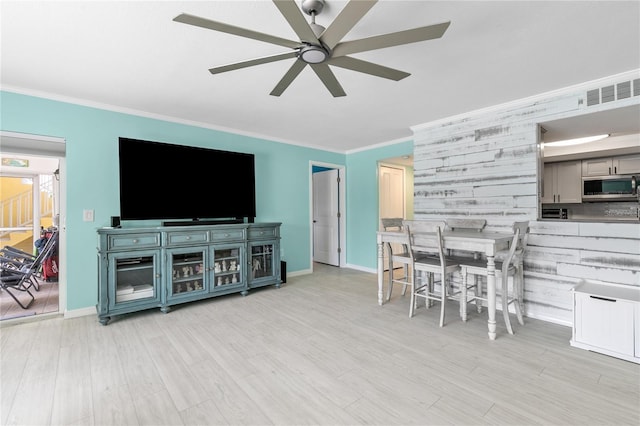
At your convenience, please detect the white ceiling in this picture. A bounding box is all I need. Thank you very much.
[1,1,639,153]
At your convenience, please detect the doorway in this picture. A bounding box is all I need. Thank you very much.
[378,156,414,224]
[379,164,406,221]
[310,162,346,269]
[0,131,65,321]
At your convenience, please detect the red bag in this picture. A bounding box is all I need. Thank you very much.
[43,256,59,281]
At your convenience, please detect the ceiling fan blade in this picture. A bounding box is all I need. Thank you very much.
[332,21,451,57]
[270,60,307,96]
[272,0,320,44]
[174,13,301,49]
[328,56,410,81]
[309,64,346,97]
[320,0,377,49]
[209,51,298,75]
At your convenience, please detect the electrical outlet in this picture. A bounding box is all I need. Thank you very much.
[83,209,94,222]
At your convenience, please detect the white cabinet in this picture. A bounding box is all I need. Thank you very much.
[542,160,582,204]
[616,155,640,174]
[582,154,640,176]
[571,281,640,364]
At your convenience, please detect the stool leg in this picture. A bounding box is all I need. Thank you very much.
[401,244,409,296]
[439,276,446,328]
[476,276,483,313]
[460,268,468,322]
[514,298,524,326]
[386,244,393,302]
[517,261,525,319]
[401,263,409,296]
[502,273,514,335]
[409,269,417,318]
[515,267,525,326]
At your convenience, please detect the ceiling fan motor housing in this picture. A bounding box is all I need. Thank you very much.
[301,0,325,17]
[298,0,329,63]
[299,20,329,64]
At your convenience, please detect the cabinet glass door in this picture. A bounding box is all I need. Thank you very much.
[109,250,161,308]
[167,246,208,300]
[249,242,276,284]
[212,245,243,291]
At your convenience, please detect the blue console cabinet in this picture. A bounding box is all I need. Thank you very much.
[97,222,281,325]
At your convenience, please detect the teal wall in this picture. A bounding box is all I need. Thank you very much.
[345,141,413,268]
[1,90,412,311]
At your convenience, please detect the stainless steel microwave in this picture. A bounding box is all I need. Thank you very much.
[582,174,637,201]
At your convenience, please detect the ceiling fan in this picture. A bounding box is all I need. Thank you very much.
[173,0,450,97]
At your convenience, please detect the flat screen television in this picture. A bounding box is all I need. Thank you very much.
[118,137,256,224]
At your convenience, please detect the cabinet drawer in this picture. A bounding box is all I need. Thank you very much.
[211,228,245,242]
[165,230,209,246]
[108,233,161,250]
[248,226,278,240]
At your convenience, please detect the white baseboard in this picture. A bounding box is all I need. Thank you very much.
[344,263,376,274]
[64,306,96,319]
[287,268,312,278]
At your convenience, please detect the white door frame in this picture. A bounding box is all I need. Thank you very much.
[309,161,346,269]
[0,131,66,316]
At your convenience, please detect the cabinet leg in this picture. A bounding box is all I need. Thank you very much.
[160,306,171,314]
[98,317,110,326]
[241,290,249,296]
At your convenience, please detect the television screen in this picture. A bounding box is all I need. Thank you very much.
[118,137,256,222]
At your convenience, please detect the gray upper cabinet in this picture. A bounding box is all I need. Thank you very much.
[615,154,640,175]
[542,160,582,204]
[582,154,640,176]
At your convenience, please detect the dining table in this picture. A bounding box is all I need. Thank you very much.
[376,228,514,340]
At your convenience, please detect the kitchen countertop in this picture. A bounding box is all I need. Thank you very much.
[539,217,639,223]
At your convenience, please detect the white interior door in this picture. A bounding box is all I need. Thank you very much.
[313,169,340,266]
[379,165,405,221]
[379,165,405,271]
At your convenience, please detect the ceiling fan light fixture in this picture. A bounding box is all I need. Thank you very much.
[299,44,329,64]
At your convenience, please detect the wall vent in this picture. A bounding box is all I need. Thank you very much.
[617,81,631,99]
[601,85,615,103]
[586,89,599,106]
[586,79,639,106]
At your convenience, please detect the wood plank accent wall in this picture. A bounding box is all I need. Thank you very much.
[411,74,640,326]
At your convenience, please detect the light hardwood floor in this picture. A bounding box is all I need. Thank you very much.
[1,263,639,425]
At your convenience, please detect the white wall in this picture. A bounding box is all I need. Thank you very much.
[410,72,640,326]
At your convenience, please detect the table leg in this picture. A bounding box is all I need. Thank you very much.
[377,241,385,305]
[486,255,497,340]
